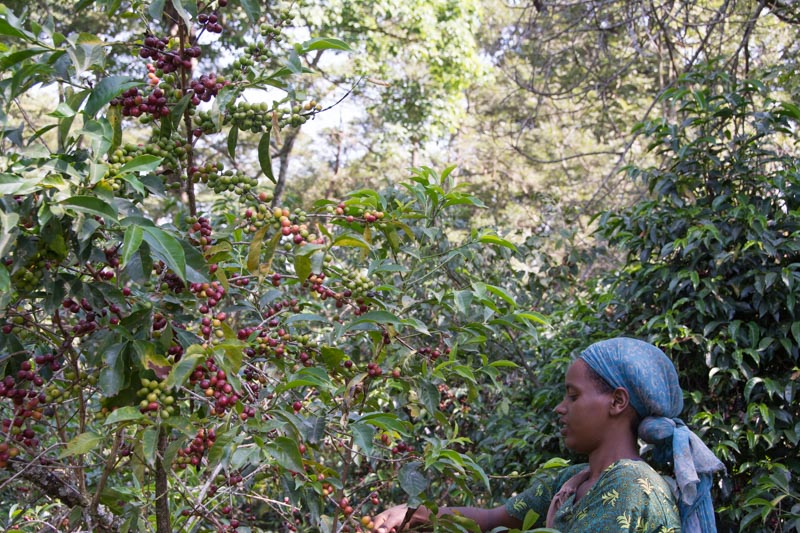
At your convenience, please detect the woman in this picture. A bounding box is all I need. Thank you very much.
[371,337,724,532]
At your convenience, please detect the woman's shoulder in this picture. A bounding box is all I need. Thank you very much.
[599,459,677,503]
[604,458,668,479]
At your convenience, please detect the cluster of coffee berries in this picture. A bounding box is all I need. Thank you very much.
[390,440,412,456]
[175,427,216,470]
[331,202,386,225]
[199,311,227,342]
[153,261,186,293]
[338,496,354,517]
[365,362,383,378]
[104,246,120,269]
[418,345,450,361]
[438,383,466,412]
[189,280,226,313]
[226,101,272,133]
[204,168,258,196]
[188,359,245,416]
[358,494,382,530]
[277,214,319,247]
[188,216,214,252]
[61,297,105,336]
[105,138,187,189]
[0,441,20,469]
[136,378,176,418]
[197,11,223,34]
[111,87,169,120]
[112,138,186,168]
[151,312,168,332]
[229,274,250,288]
[33,353,62,372]
[9,252,45,293]
[259,6,294,41]
[139,35,202,75]
[167,342,184,363]
[242,199,296,235]
[146,62,160,86]
[0,366,49,461]
[339,270,375,298]
[189,73,228,107]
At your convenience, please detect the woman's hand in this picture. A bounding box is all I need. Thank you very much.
[370,504,430,532]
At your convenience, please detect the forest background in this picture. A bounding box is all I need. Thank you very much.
[0,0,799,532]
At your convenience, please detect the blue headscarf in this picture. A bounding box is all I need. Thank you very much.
[579,337,725,533]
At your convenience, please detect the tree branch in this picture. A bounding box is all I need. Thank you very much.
[8,458,122,532]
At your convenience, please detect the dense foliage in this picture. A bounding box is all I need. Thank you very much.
[597,69,800,531]
[1,1,800,533]
[0,2,527,532]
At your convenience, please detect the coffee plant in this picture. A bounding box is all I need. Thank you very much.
[0,3,536,532]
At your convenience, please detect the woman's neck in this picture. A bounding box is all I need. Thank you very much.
[586,442,641,480]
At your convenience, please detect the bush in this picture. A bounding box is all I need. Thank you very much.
[0,5,528,532]
[596,66,800,531]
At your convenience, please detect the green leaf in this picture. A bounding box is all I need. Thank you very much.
[294,254,312,284]
[119,154,163,174]
[60,432,103,457]
[356,412,410,436]
[60,196,118,223]
[418,381,439,415]
[134,340,171,380]
[246,225,268,274]
[231,445,260,470]
[301,37,351,53]
[142,427,158,466]
[265,436,304,473]
[84,75,141,118]
[107,104,122,154]
[140,226,187,281]
[299,416,326,444]
[99,343,128,397]
[247,225,283,276]
[482,283,517,308]
[0,17,34,41]
[278,367,334,393]
[398,462,427,497]
[478,234,517,252]
[351,422,375,456]
[58,89,90,149]
[170,0,197,28]
[522,510,542,531]
[320,346,346,368]
[332,233,372,249]
[285,313,328,324]
[120,225,144,267]
[227,125,238,161]
[104,406,146,425]
[164,348,205,389]
[513,311,549,325]
[0,48,50,70]
[0,264,9,294]
[454,290,473,315]
[258,131,275,183]
[148,0,167,19]
[0,173,41,195]
[347,310,404,329]
[488,360,518,368]
[169,92,192,126]
[791,322,800,345]
[238,0,261,23]
[0,209,20,259]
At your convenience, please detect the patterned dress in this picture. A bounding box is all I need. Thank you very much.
[504,459,681,532]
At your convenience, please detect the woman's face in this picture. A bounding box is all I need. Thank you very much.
[554,359,614,454]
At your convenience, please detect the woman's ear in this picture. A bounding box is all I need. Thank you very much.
[610,387,631,415]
